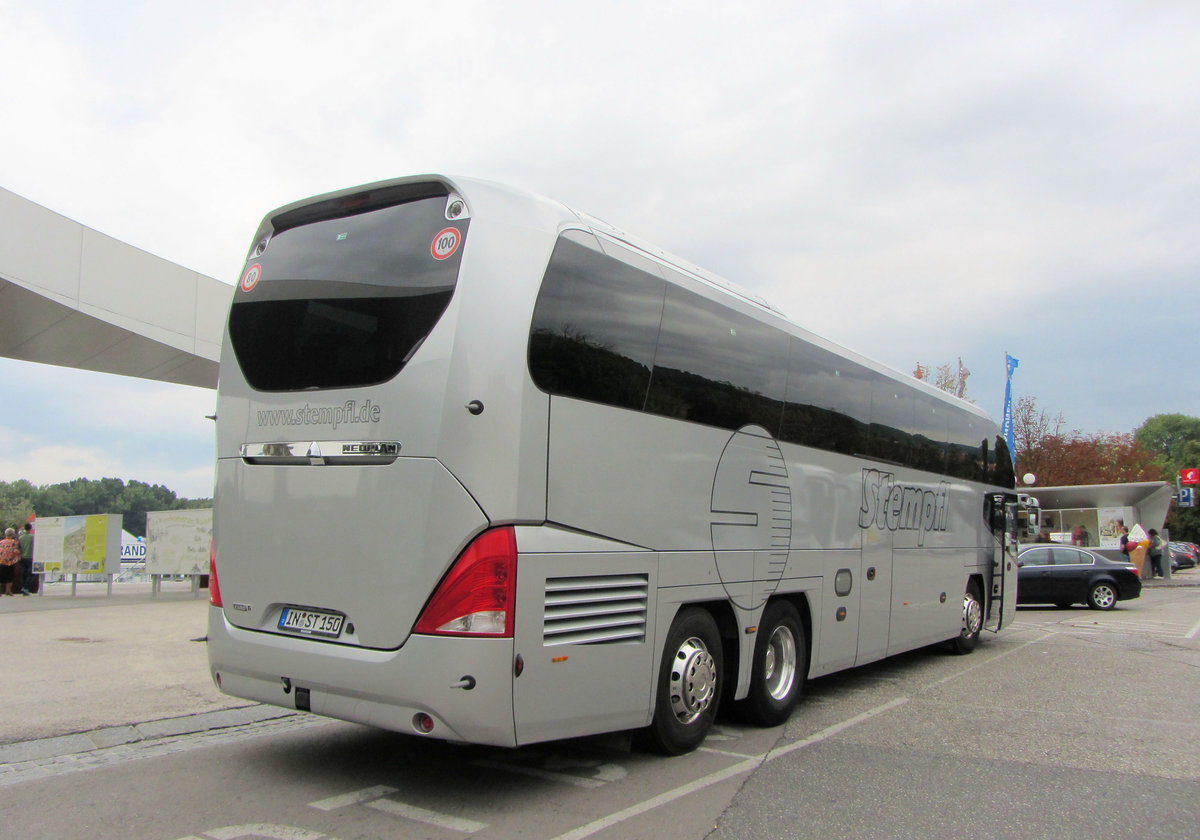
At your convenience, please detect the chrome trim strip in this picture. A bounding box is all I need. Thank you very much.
[240,441,401,465]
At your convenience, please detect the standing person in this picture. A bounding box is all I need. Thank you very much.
[18,521,34,595]
[1119,524,1130,555]
[0,527,20,595]
[1148,529,1165,579]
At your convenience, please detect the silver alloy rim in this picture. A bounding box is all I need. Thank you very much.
[764,625,797,701]
[1092,584,1116,609]
[962,592,983,638]
[669,635,716,724]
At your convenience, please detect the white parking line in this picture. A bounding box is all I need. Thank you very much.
[366,798,487,834]
[697,746,759,759]
[309,783,485,834]
[548,696,907,840]
[764,697,909,762]
[1011,619,1198,639]
[923,634,1049,691]
[308,785,397,811]
[205,826,333,840]
[547,757,761,840]
[472,759,609,789]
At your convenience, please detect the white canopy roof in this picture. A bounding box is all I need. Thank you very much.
[0,186,230,389]
[1030,482,1174,531]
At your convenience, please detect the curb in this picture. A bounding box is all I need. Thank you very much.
[0,704,295,765]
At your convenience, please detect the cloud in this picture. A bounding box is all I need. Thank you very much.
[0,429,213,500]
[0,360,215,498]
[1,0,1199,478]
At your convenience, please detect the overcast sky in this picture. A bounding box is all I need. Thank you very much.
[1,0,1197,499]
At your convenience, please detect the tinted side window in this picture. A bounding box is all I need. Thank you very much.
[1055,549,1092,566]
[989,435,1016,488]
[910,395,950,473]
[528,235,666,411]
[528,234,1009,484]
[645,284,788,433]
[1021,549,1052,566]
[947,412,985,480]
[780,341,872,455]
[868,378,913,464]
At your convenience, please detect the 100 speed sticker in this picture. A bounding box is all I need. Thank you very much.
[430,227,461,260]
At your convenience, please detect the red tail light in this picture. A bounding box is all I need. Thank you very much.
[414,527,517,637]
[209,542,223,607]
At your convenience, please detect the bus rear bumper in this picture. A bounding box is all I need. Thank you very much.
[207,606,517,746]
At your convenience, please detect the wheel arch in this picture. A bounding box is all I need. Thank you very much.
[967,572,985,599]
[663,593,814,708]
[734,592,813,701]
[775,592,813,676]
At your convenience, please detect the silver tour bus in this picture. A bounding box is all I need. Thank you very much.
[207,175,1021,754]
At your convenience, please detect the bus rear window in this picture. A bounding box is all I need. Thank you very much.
[229,193,465,392]
[230,292,453,391]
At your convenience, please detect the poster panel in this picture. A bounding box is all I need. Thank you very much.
[33,514,122,574]
[33,517,64,574]
[1098,507,1133,549]
[145,509,212,576]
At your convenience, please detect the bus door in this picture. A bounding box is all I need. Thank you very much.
[985,493,1020,632]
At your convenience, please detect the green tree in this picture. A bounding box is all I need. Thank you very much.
[1134,414,1200,473]
[2,476,212,538]
[115,480,186,537]
[0,479,36,531]
[1135,414,1200,542]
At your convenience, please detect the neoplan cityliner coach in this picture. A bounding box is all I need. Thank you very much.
[207,175,1023,754]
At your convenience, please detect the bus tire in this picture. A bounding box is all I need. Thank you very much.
[949,580,984,655]
[637,607,722,755]
[735,600,805,727]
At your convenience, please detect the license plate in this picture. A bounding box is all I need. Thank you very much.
[278,607,344,638]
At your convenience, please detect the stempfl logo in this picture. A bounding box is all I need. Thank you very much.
[858,468,949,546]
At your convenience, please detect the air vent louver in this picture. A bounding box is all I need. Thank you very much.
[543,574,648,646]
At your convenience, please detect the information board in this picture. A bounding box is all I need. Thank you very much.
[32,514,122,575]
[145,509,212,576]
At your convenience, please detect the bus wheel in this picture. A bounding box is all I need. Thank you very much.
[736,600,806,726]
[637,607,722,755]
[950,581,984,655]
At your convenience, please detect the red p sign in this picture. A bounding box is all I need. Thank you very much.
[1181,468,1200,485]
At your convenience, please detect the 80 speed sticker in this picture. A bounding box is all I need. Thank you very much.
[430,227,461,260]
[240,263,262,292]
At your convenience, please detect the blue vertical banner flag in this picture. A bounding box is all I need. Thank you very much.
[1001,354,1019,466]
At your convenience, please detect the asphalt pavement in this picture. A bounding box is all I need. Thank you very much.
[0,578,293,766]
[1,569,1196,768]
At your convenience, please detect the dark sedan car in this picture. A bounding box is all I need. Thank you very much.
[1169,542,1197,570]
[1017,545,1142,610]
